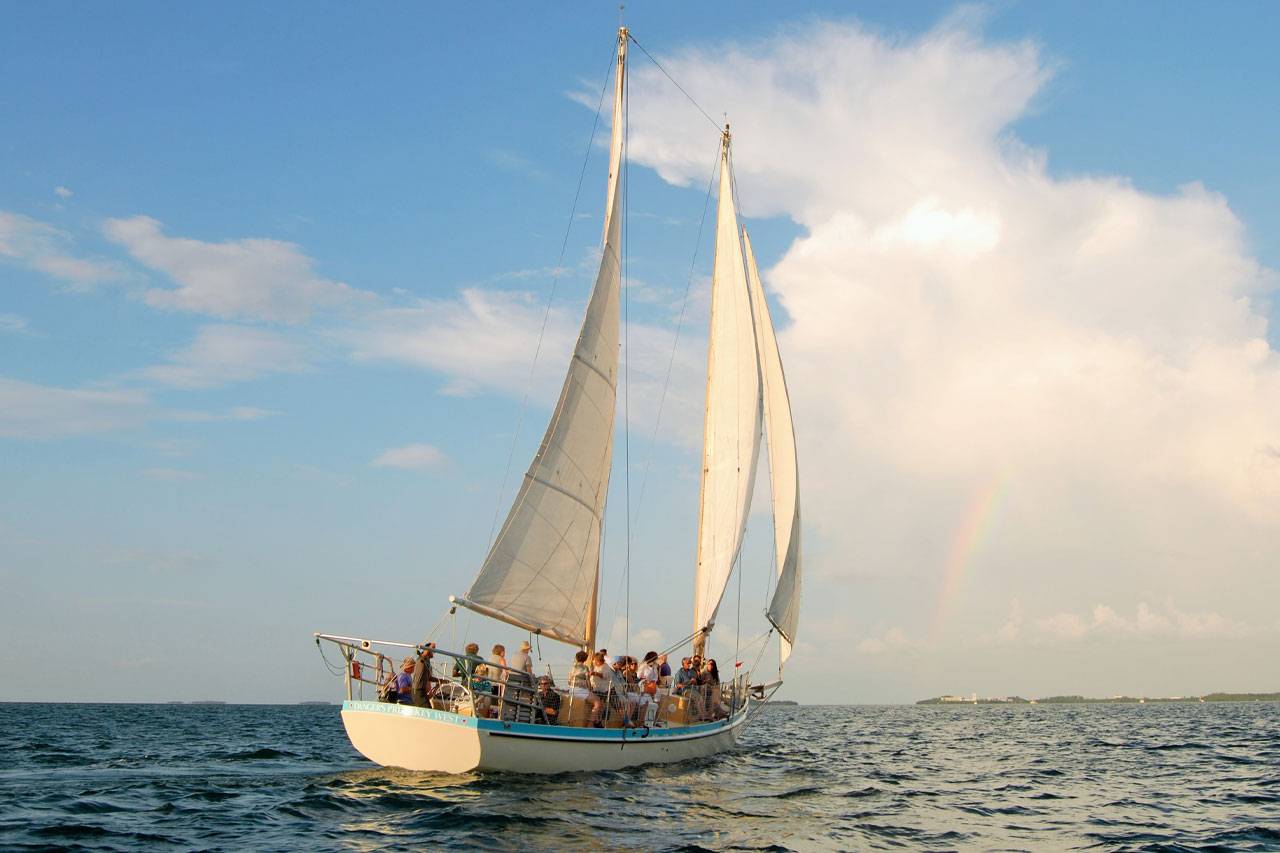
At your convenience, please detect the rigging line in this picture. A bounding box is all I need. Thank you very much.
[626,33,723,134]
[630,142,721,533]
[735,522,745,666]
[484,48,617,551]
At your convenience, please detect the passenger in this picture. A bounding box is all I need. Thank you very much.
[673,657,697,695]
[509,640,535,676]
[657,653,672,687]
[589,651,613,727]
[395,656,415,705]
[410,643,437,708]
[535,676,561,725]
[639,651,662,687]
[503,641,536,722]
[611,656,639,726]
[489,644,508,685]
[623,657,649,725]
[568,650,603,724]
[699,658,724,719]
[452,642,482,680]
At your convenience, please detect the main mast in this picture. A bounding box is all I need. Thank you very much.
[584,26,628,653]
[692,127,763,658]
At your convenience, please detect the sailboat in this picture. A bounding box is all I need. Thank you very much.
[315,26,800,775]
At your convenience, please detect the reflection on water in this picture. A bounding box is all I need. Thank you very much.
[0,702,1277,850]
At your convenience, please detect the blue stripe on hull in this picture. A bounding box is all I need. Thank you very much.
[341,700,741,744]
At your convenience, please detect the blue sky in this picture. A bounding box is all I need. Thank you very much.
[3,3,1278,703]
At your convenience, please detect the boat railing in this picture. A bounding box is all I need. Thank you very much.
[315,633,755,727]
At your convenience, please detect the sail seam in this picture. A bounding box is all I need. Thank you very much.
[572,351,616,390]
[523,473,606,520]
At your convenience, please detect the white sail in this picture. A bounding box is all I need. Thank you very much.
[692,134,763,653]
[743,230,801,664]
[455,32,627,649]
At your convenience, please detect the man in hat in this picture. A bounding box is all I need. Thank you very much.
[509,640,535,677]
[410,643,436,708]
[502,640,536,721]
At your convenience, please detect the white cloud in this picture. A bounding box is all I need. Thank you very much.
[0,377,151,438]
[345,287,707,447]
[0,211,125,288]
[54,186,74,199]
[103,216,370,322]
[1034,601,1252,641]
[0,313,30,335]
[141,467,202,482]
[856,626,914,655]
[372,443,448,470]
[344,288,578,400]
[622,18,1280,654]
[138,324,310,389]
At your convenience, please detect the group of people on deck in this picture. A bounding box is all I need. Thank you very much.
[378,639,728,728]
[567,649,726,728]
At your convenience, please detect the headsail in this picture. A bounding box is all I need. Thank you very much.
[692,132,763,654]
[743,230,802,665]
[454,30,627,649]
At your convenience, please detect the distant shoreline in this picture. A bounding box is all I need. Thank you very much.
[917,692,1280,705]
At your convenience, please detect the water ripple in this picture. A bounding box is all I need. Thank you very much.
[0,702,1278,850]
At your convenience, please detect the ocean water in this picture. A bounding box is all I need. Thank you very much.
[0,702,1277,851]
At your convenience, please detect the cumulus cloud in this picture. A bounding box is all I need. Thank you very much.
[0,211,126,288]
[103,216,370,323]
[621,17,1280,654]
[345,288,706,446]
[138,324,310,389]
[371,443,448,470]
[345,289,576,399]
[1034,601,1252,642]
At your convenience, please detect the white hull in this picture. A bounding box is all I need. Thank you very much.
[339,700,751,774]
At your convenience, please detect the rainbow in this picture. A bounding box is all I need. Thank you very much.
[929,472,1008,641]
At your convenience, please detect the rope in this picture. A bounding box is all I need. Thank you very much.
[484,47,617,550]
[314,638,346,677]
[627,34,723,134]
[734,528,744,668]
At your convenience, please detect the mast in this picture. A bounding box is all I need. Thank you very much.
[454,28,627,650]
[584,25,627,652]
[692,128,763,658]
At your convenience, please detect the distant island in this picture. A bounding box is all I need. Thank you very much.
[917,692,1280,705]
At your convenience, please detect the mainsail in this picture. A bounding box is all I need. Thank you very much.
[743,230,802,664]
[692,133,763,654]
[454,31,627,649]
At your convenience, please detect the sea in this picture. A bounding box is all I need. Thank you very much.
[0,702,1277,851]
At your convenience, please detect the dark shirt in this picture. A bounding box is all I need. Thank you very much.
[659,662,672,678]
[411,657,435,707]
[537,689,562,725]
[674,666,697,693]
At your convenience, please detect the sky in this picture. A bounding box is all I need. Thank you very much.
[2,2,1278,704]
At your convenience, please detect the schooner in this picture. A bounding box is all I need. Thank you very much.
[315,26,800,774]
